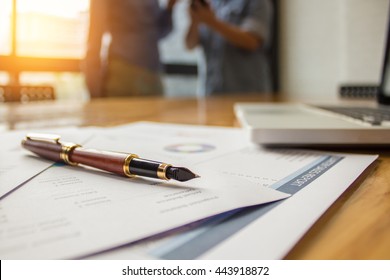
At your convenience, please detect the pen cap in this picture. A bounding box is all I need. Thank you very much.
[22,138,62,162]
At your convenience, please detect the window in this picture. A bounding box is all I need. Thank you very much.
[159,0,199,97]
[19,72,88,100]
[0,0,12,55]
[16,0,89,58]
[0,0,90,100]
[0,0,199,100]
[159,0,199,65]
[0,72,10,84]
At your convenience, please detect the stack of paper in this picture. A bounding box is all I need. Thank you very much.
[0,123,377,259]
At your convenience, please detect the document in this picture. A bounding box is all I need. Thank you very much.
[84,123,378,260]
[147,152,376,260]
[0,123,377,259]
[0,124,289,259]
[0,151,52,198]
[199,152,377,259]
[0,128,93,199]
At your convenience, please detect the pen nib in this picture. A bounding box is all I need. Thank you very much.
[166,166,200,182]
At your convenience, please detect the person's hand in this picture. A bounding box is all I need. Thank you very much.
[191,0,216,26]
[189,3,200,24]
[167,0,178,11]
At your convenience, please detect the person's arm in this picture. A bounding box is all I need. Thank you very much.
[83,0,107,98]
[190,0,264,51]
[185,6,201,50]
[157,0,177,40]
[167,0,177,11]
[205,18,262,51]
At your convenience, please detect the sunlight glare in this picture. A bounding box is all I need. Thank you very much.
[17,0,89,18]
[0,0,12,55]
[16,0,90,58]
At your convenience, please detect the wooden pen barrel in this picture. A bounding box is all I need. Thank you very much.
[70,148,129,176]
[22,138,165,179]
[70,149,163,179]
[22,139,129,176]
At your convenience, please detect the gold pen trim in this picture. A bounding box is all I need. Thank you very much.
[26,133,61,144]
[157,163,172,180]
[60,143,81,166]
[123,154,139,178]
[25,134,81,166]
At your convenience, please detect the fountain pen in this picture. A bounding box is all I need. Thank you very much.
[21,133,200,182]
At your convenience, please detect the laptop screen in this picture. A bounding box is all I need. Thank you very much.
[378,6,390,105]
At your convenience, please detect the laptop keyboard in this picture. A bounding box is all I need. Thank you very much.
[317,106,390,126]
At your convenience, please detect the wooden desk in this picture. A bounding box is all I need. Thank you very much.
[1,96,389,259]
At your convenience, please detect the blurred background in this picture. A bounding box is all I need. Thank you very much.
[0,0,388,101]
[0,0,201,100]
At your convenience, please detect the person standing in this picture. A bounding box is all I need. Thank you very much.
[186,0,273,95]
[84,0,177,98]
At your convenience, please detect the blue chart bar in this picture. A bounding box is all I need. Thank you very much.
[153,155,344,259]
[276,155,343,194]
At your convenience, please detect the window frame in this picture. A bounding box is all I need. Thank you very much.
[0,0,198,87]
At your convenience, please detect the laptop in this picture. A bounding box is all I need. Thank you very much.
[234,12,390,147]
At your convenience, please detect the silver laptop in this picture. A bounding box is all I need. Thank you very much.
[235,13,390,147]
